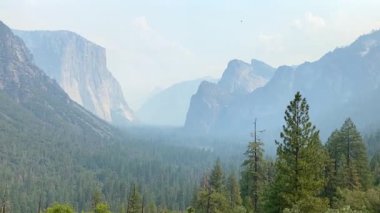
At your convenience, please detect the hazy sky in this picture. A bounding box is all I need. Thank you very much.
[1,0,380,109]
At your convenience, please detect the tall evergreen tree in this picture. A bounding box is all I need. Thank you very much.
[265,92,328,212]
[324,130,344,207]
[339,118,371,190]
[127,184,142,213]
[227,173,245,213]
[209,159,224,193]
[240,119,266,212]
[227,173,242,208]
[370,151,380,186]
[91,190,103,210]
[325,118,372,202]
[196,160,229,213]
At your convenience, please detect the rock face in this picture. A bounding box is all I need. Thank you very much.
[138,77,216,126]
[218,59,274,94]
[14,30,135,126]
[185,30,380,147]
[0,20,114,138]
[185,59,275,132]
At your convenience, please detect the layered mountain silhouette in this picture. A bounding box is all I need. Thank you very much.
[138,77,216,126]
[185,30,380,148]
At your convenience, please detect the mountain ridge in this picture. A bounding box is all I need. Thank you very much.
[185,29,380,151]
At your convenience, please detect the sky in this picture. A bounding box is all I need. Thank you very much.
[1,0,380,109]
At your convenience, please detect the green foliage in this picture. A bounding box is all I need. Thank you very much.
[126,185,142,213]
[227,174,242,207]
[46,203,75,213]
[340,118,371,190]
[370,151,380,185]
[240,133,268,212]
[325,118,372,207]
[335,188,380,212]
[196,188,229,213]
[227,174,245,213]
[186,206,195,213]
[92,190,103,209]
[265,92,328,212]
[325,206,362,213]
[283,195,329,213]
[209,159,224,193]
[94,202,111,213]
[325,130,345,206]
[0,107,242,213]
[195,160,244,213]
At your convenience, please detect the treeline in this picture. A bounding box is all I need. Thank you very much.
[0,108,243,213]
[192,92,380,213]
[0,134,225,212]
[3,92,380,213]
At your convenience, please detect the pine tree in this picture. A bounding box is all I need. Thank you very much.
[265,92,328,212]
[91,189,102,210]
[325,118,372,199]
[324,130,344,207]
[370,151,380,186]
[240,119,265,212]
[325,119,373,209]
[227,173,245,213]
[196,160,229,213]
[339,118,371,190]
[127,184,142,213]
[146,201,157,213]
[209,159,224,193]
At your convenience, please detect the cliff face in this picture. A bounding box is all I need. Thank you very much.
[185,59,275,133]
[14,30,135,125]
[0,21,114,138]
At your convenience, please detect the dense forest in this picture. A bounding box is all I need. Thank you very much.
[0,87,244,212]
[2,92,380,213]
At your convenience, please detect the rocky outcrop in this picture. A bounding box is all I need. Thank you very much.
[14,30,135,126]
[185,59,275,132]
[0,21,114,138]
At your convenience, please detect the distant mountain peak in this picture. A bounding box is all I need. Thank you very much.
[185,58,275,132]
[226,59,249,68]
[218,59,275,94]
[353,30,380,57]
